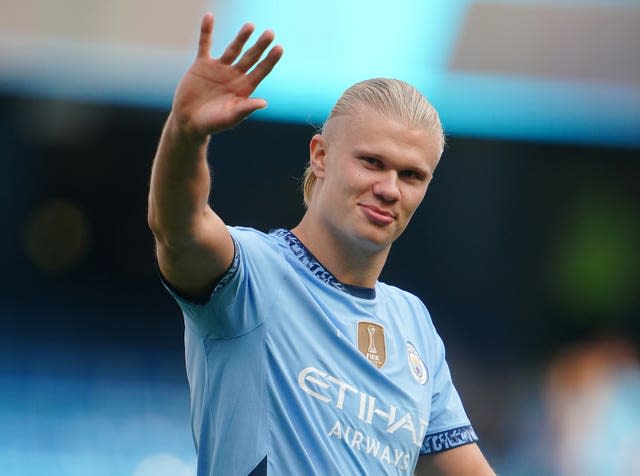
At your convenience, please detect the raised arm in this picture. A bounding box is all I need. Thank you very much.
[148,13,283,299]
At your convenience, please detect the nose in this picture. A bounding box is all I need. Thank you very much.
[372,171,401,203]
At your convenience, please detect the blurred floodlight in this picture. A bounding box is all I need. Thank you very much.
[23,200,91,273]
[549,186,640,318]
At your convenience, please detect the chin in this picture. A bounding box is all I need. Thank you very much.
[352,226,398,252]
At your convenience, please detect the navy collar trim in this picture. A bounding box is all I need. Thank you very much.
[271,229,376,300]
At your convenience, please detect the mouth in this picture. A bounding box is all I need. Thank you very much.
[357,203,396,225]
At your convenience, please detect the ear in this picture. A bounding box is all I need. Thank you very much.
[309,133,327,179]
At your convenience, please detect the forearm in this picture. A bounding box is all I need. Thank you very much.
[148,113,213,248]
[414,444,495,476]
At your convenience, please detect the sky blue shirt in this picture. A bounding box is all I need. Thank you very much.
[162,227,478,475]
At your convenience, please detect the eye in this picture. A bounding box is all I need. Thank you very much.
[359,156,382,168]
[399,170,425,181]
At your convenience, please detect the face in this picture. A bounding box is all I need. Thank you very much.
[308,103,442,253]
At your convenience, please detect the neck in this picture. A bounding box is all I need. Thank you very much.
[291,213,390,289]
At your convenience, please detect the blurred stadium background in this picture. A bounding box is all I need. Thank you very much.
[1,0,639,475]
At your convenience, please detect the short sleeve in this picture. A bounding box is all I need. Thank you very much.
[420,335,479,454]
[160,226,280,339]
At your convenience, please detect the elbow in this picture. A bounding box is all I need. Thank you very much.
[147,200,175,248]
[146,202,198,252]
[147,200,162,238]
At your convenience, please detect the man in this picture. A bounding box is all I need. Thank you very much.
[148,12,495,476]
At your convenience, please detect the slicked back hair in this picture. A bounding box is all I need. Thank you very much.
[302,78,444,208]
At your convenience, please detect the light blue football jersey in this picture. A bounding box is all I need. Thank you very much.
[162,227,478,475]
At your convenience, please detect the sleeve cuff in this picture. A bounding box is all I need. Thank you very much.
[155,235,240,306]
[420,425,479,455]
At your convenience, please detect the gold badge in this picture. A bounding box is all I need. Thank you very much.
[357,321,386,369]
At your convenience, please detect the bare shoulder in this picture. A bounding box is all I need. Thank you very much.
[414,443,495,476]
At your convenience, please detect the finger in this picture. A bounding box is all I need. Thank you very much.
[197,13,215,59]
[232,98,268,118]
[219,23,255,65]
[247,44,284,88]
[234,30,276,73]
[212,98,267,130]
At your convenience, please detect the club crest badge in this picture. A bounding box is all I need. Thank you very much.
[357,321,386,369]
[407,342,427,384]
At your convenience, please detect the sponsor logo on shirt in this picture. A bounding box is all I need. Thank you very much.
[357,321,386,369]
[298,366,428,472]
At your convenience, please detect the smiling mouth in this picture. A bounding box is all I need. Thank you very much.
[358,204,396,225]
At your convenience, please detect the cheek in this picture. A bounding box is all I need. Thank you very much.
[335,166,365,193]
[403,188,426,208]
[401,190,427,215]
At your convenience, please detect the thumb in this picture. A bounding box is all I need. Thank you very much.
[232,98,268,118]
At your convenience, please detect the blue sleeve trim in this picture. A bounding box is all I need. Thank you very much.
[156,236,240,306]
[212,236,240,296]
[420,425,479,455]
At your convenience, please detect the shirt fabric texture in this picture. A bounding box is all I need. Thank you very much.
[162,226,478,476]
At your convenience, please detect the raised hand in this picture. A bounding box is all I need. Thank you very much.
[170,13,284,140]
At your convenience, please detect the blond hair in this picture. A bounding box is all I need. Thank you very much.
[302,78,444,208]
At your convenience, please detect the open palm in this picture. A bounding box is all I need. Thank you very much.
[171,13,283,139]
